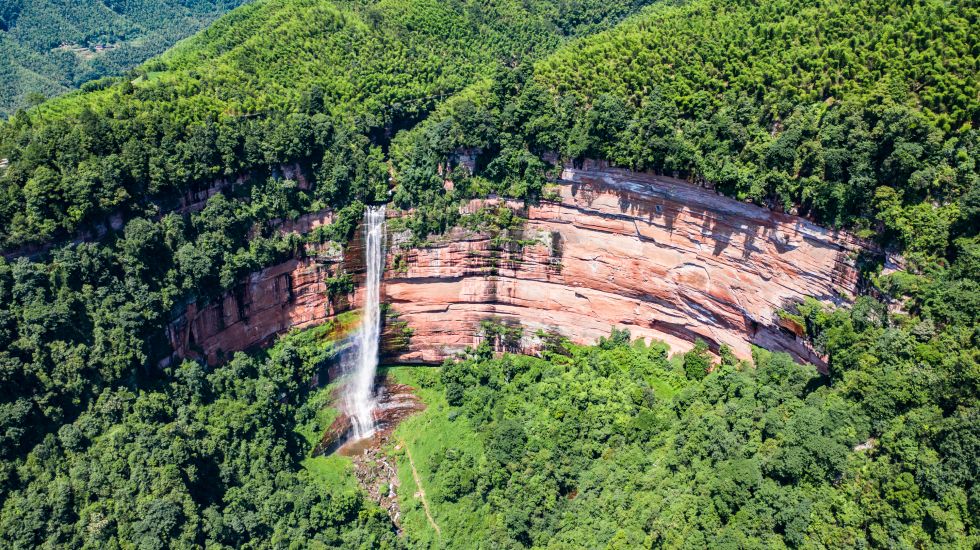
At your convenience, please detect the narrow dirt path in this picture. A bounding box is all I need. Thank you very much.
[403,441,441,537]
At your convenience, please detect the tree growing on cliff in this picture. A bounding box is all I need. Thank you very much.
[683,339,712,380]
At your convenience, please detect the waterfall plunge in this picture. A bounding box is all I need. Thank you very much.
[347,205,387,439]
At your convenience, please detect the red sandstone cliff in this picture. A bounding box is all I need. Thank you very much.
[165,257,343,365]
[384,167,861,366]
[167,167,864,368]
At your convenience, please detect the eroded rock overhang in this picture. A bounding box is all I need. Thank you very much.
[168,167,866,369]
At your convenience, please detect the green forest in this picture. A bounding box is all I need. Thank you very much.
[0,321,406,548]
[0,0,651,248]
[389,319,978,547]
[0,0,252,116]
[392,0,979,262]
[0,0,978,547]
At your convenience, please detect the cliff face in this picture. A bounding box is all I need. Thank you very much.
[166,257,342,365]
[166,208,339,365]
[167,167,864,367]
[385,167,861,365]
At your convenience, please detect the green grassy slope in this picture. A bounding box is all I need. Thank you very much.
[388,366,489,547]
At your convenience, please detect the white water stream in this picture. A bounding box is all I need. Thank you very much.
[347,205,386,439]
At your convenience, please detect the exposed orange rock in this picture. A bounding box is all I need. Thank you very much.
[384,167,861,367]
[167,167,864,369]
[165,257,354,365]
[777,315,807,339]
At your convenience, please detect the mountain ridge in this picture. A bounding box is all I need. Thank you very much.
[0,0,254,116]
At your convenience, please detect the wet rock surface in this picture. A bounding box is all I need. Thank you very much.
[314,378,426,456]
[312,376,425,529]
[349,444,403,529]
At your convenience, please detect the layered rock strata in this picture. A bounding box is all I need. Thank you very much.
[165,257,346,365]
[385,167,862,365]
[168,167,864,367]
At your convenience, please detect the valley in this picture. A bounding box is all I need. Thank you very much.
[0,0,976,547]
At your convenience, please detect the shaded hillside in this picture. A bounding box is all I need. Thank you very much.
[0,0,252,116]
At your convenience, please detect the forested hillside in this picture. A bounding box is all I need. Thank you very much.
[392,0,979,261]
[0,0,977,547]
[391,313,980,547]
[0,0,649,248]
[0,0,652,546]
[0,320,407,548]
[0,0,252,117]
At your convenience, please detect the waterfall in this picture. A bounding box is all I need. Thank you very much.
[348,205,386,439]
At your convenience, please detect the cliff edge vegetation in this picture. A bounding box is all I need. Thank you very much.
[0,0,977,547]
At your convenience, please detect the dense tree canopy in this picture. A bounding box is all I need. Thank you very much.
[0,0,651,249]
[0,322,403,548]
[0,0,251,116]
[393,317,977,547]
[0,0,977,547]
[391,0,979,262]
